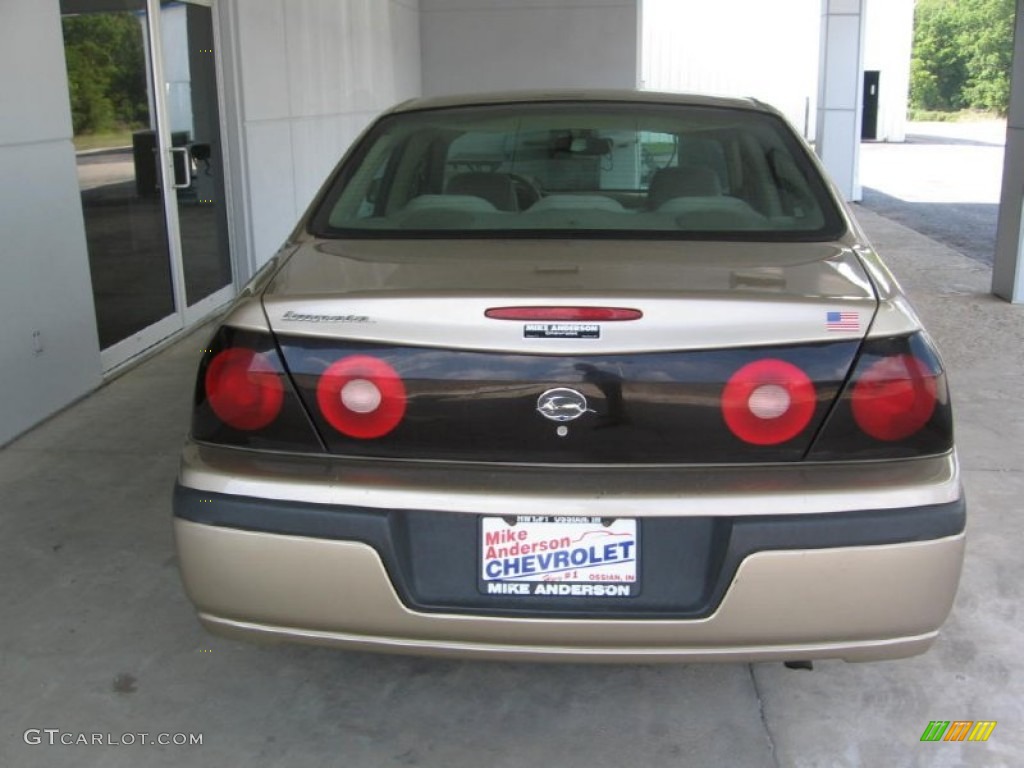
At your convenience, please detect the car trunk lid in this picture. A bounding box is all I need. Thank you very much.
[260,238,875,463]
[262,238,876,354]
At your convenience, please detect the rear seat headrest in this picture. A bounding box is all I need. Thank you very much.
[647,166,723,208]
[445,172,518,211]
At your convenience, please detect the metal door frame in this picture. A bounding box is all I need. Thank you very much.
[101,0,235,372]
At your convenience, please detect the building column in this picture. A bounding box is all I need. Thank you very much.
[993,0,1024,303]
[815,0,867,201]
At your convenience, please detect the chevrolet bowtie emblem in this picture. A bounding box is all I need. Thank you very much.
[536,388,594,423]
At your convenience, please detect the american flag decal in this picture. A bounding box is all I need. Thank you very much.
[826,311,860,332]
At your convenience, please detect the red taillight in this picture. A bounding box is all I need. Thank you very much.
[316,355,406,439]
[204,348,285,431]
[722,359,816,445]
[485,307,643,321]
[851,354,937,441]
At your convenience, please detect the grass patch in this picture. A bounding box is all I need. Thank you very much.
[907,108,1004,123]
[73,128,138,152]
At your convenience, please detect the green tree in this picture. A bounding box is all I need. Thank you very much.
[62,13,149,135]
[911,0,968,110]
[960,0,1015,111]
[910,0,1015,115]
[65,43,116,134]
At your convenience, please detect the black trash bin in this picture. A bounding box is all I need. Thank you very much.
[132,130,191,197]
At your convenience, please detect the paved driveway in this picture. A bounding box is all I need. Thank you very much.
[860,120,1006,265]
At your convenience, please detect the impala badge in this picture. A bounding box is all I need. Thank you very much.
[536,388,593,423]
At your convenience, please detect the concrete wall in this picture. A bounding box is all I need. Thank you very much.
[863,0,913,142]
[816,0,867,201]
[641,0,821,139]
[992,0,1024,302]
[0,1,102,446]
[420,0,638,96]
[221,0,422,273]
[642,0,913,145]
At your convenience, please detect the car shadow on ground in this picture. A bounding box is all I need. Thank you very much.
[858,188,999,266]
[903,133,1005,148]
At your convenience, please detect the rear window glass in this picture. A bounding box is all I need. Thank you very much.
[309,102,846,241]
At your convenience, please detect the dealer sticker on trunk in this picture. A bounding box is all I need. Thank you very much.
[524,323,600,339]
[480,516,638,597]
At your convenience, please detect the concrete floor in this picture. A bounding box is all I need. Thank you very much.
[2,218,1023,765]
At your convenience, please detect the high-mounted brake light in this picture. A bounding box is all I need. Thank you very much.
[721,359,816,445]
[851,354,937,441]
[486,307,643,322]
[316,355,406,439]
[204,348,285,431]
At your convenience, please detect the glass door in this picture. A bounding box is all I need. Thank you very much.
[61,0,182,363]
[156,0,233,320]
[60,0,234,372]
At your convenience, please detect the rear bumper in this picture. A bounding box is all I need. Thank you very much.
[173,445,966,661]
[174,516,964,662]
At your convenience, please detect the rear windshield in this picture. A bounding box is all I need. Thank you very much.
[309,102,846,241]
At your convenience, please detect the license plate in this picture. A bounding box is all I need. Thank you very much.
[479,516,639,597]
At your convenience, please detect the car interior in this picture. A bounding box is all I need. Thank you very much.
[319,108,834,236]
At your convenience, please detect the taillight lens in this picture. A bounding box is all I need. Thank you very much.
[807,333,953,461]
[316,355,406,439]
[851,354,937,441]
[721,359,816,445]
[205,348,284,430]
[192,326,324,451]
